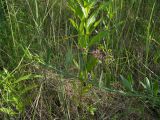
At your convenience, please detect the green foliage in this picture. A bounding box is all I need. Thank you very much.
[0,0,160,119]
[120,75,160,108]
[140,77,159,97]
[120,75,134,92]
[68,0,108,77]
[87,105,97,115]
[68,0,107,50]
[0,68,38,116]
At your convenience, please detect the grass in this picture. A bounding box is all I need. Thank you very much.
[0,0,160,119]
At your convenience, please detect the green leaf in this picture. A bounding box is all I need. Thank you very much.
[153,80,159,96]
[140,81,146,89]
[82,84,92,94]
[14,74,32,84]
[73,59,80,70]
[76,0,90,18]
[69,18,78,30]
[86,55,98,71]
[78,35,88,48]
[120,75,133,91]
[14,74,42,84]
[89,31,107,48]
[87,12,96,28]
[87,105,97,115]
[80,4,88,18]
[0,107,17,115]
[145,77,151,90]
[68,0,83,19]
[153,51,160,64]
[22,46,33,59]
[79,19,85,34]
[12,97,24,112]
[88,18,102,34]
[20,84,37,94]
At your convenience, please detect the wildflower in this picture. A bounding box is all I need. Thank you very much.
[91,49,104,60]
[91,48,114,65]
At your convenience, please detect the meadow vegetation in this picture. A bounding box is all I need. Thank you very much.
[0,0,160,119]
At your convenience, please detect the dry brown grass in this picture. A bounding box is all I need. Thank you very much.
[23,65,155,120]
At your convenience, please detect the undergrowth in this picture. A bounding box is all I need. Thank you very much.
[0,0,160,119]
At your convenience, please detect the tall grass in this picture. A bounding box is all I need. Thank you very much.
[0,0,160,119]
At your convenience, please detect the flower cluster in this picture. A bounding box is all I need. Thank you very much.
[91,49,114,64]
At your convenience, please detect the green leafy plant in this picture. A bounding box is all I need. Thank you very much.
[0,68,39,116]
[67,0,110,113]
[68,0,107,81]
[120,74,134,92]
[120,75,160,107]
[87,105,97,115]
[140,77,159,97]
